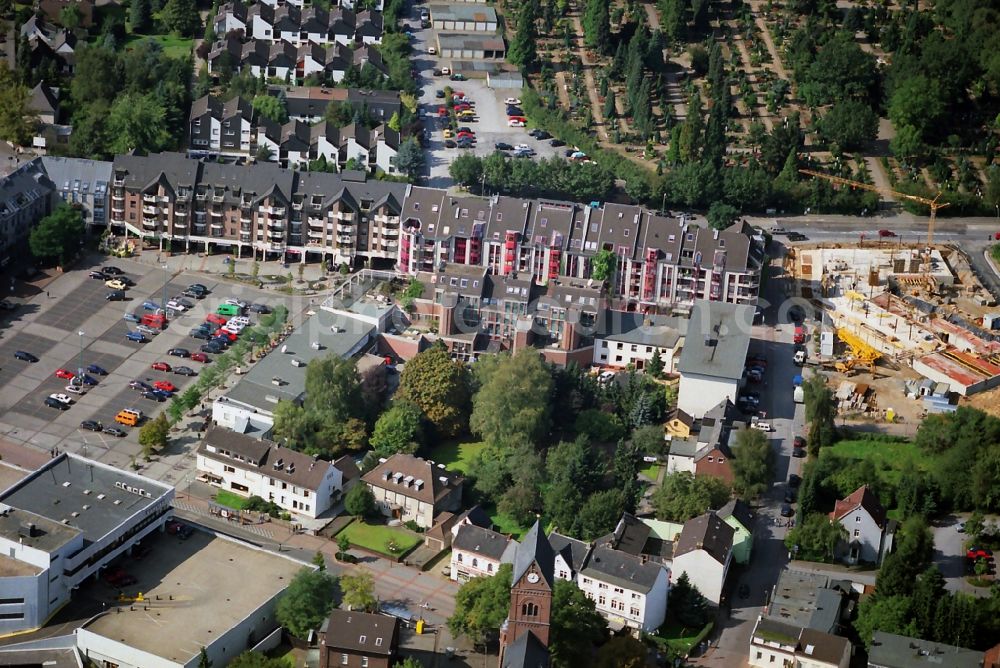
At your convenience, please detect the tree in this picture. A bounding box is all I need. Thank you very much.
[647,349,664,378]
[508,0,538,69]
[341,571,377,612]
[448,563,512,645]
[138,413,170,459]
[370,401,424,458]
[344,484,376,518]
[59,4,82,30]
[29,203,85,267]
[582,0,611,54]
[197,647,213,668]
[305,355,363,421]
[393,660,423,668]
[594,635,647,668]
[817,99,879,152]
[449,153,484,188]
[731,429,775,499]
[471,350,554,447]
[669,572,711,627]
[0,69,38,146]
[395,137,425,180]
[707,201,739,230]
[107,93,170,154]
[275,568,337,638]
[803,374,837,456]
[631,423,667,456]
[550,579,607,666]
[888,75,945,142]
[590,249,617,283]
[876,516,934,598]
[252,95,287,124]
[784,513,846,561]
[577,489,627,540]
[228,652,286,668]
[855,595,918,647]
[890,123,924,162]
[161,0,201,36]
[653,472,730,522]
[130,0,152,32]
[396,344,469,438]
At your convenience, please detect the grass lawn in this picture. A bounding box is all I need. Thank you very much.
[339,521,422,557]
[213,489,249,510]
[640,462,661,481]
[478,502,529,540]
[424,440,485,474]
[822,438,930,484]
[652,618,712,656]
[122,33,194,59]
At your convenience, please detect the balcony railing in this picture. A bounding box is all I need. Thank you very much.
[142,205,157,215]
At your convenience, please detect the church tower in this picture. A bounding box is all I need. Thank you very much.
[499,521,553,667]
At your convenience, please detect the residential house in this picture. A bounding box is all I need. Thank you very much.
[548,531,590,582]
[39,0,95,27]
[829,485,892,564]
[717,498,755,565]
[424,504,491,551]
[0,158,55,267]
[362,453,464,528]
[40,156,112,229]
[593,312,684,371]
[215,0,383,47]
[576,545,670,633]
[188,94,255,155]
[318,610,399,668]
[677,300,754,418]
[666,399,745,483]
[197,426,347,519]
[671,512,734,605]
[665,409,694,439]
[28,81,59,125]
[867,631,984,668]
[274,86,400,124]
[19,16,75,74]
[256,118,398,173]
[450,523,518,581]
[749,619,852,668]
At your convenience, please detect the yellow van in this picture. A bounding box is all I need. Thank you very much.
[458,111,476,120]
[114,408,142,426]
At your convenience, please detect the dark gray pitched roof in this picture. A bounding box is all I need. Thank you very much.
[674,512,735,565]
[717,498,754,533]
[547,532,590,573]
[512,520,555,587]
[453,524,512,560]
[501,631,549,668]
[596,513,651,556]
[579,545,664,593]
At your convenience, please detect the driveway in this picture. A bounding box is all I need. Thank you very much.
[931,515,995,597]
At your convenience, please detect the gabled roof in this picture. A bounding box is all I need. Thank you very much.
[547,532,589,573]
[512,520,555,587]
[362,453,464,506]
[29,81,59,116]
[596,512,651,556]
[579,545,665,594]
[829,484,886,529]
[452,524,515,561]
[673,511,734,565]
[501,631,549,668]
[200,425,338,491]
[717,499,754,533]
[321,609,397,657]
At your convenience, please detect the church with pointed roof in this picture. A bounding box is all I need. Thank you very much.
[499,521,553,668]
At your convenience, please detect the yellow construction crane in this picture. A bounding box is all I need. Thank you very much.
[799,169,950,245]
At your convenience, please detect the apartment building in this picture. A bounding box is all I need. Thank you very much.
[0,159,55,267]
[189,95,255,155]
[362,454,465,528]
[109,152,405,266]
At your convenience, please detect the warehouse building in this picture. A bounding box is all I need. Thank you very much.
[429,3,498,31]
[436,32,505,59]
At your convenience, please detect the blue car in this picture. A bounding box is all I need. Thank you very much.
[124,313,141,323]
[142,300,161,311]
[151,389,172,400]
[80,374,99,386]
[86,364,108,375]
[125,331,147,343]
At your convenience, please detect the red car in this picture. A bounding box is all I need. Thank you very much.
[55,368,75,380]
[190,352,209,363]
[153,380,177,393]
[457,131,475,139]
[437,106,448,117]
[454,103,472,112]
[206,313,228,326]
[878,229,896,238]
[967,547,994,560]
[214,329,238,341]
[151,362,172,372]
[793,436,806,450]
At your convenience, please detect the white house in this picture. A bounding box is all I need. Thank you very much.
[677,300,754,419]
[196,426,347,519]
[549,532,590,582]
[576,545,670,633]
[362,454,464,528]
[749,619,851,668]
[449,524,517,582]
[593,313,684,371]
[0,454,173,635]
[829,485,890,565]
[670,512,734,605]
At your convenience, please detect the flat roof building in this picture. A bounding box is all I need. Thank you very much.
[677,300,754,418]
[435,32,505,59]
[0,454,173,635]
[77,533,303,668]
[429,3,498,32]
[868,631,984,668]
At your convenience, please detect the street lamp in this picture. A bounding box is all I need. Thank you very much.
[161,264,169,309]
[77,330,85,378]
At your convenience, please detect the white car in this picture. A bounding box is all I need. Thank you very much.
[504,97,521,105]
[751,421,772,432]
[225,298,248,308]
[508,119,526,127]
[223,324,244,335]
[49,393,73,405]
[166,300,188,312]
[65,384,87,395]
[136,325,159,337]
[428,46,437,55]
[228,316,251,327]
[515,143,531,151]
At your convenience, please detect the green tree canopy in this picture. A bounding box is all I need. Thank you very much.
[707,201,739,230]
[507,0,538,69]
[0,68,38,146]
[550,579,608,666]
[731,428,775,499]
[29,203,85,266]
[448,153,484,189]
[344,484,376,518]
[590,249,617,283]
[803,374,837,456]
[107,92,171,154]
[341,571,377,612]
[228,652,287,668]
[448,563,512,644]
[652,472,731,522]
[817,99,879,152]
[161,0,201,35]
[669,572,712,627]
[395,137,425,180]
[395,344,470,438]
[252,95,288,124]
[370,401,424,458]
[138,413,170,459]
[275,568,338,638]
[784,512,846,562]
[471,350,554,447]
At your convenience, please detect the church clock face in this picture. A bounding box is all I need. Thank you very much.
[527,572,540,584]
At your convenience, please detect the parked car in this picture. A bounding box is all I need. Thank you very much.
[129,380,153,392]
[168,348,190,358]
[166,300,187,312]
[89,271,107,279]
[14,351,38,362]
[106,290,126,301]
[125,331,147,343]
[550,138,566,147]
[967,547,994,560]
[249,303,271,314]
[103,426,127,437]
[444,139,457,148]
[87,364,108,375]
[44,397,69,410]
[780,503,794,517]
[49,393,73,405]
[124,312,141,323]
[173,366,197,376]
[55,368,75,380]
[80,420,103,432]
[105,279,127,290]
[190,329,211,340]
[793,436,806,450]
[190,352,209,363]
[79,374,99,386]
[151,362,172,372]
[449,73,466,81]
[201,342,223,354]
[495,142,513,151]
[507,119,526,127]
[878,229,896,238]
[65,384,87,395]
[504,97,522,105]
[141,390,166,402]
[153,380,178,393]
[788,474,801,488]
[102,266,123,275]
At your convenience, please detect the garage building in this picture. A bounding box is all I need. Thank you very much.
[436,33,506,60]
[429,3,498,32]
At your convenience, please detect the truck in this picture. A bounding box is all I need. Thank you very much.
[793,374,804,403]
[793,325,805,344]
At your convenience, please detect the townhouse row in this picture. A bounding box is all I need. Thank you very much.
[214,0,383,48]
[206,35,388,84]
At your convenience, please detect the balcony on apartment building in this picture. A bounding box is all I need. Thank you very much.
[111,190,124,202]
[112,174,126,186]
[240,234,252,243]
[212,191,225,204]
[142,217,159,231]
[142,204,158,216]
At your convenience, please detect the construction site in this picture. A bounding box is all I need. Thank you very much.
[785,239,1000,422]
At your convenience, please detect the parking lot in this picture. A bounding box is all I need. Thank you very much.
[404,8,564,186]
[0,255,294,478]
